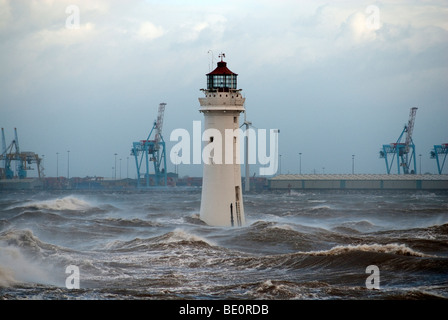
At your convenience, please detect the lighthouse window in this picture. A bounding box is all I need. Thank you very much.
[225,75,233,88]
[234,117,237,123]
[213,75,225,88]
[208,74,238,90]
[210,136,214,142]
[227,74,237,89]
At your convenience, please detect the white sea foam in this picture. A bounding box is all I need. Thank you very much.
[161,228,216,246]
[103,228,216,250]
[25,196,94,211]
[289,191,306,197]
[305,243,433,257]
[269,224,294,231]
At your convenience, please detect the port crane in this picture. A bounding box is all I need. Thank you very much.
[131,103,167,187]
[1,128,43,179]
[430,143,448,174]
[379,107,418,174]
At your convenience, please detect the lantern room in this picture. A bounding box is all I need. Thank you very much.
[206,57,238,92]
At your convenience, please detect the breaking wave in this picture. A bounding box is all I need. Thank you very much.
[304,243,432,257]
[93,217,161,228]
[153,228,215,245]
[16,196,95,212]
[103,229,216,251]
[0,229,67,288]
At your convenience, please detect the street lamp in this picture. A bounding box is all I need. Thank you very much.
[419,154,422,174]
[352,154,355,174]
[56,152,59,178]
[67,150,70,179]
[299,153,302,175]
[114,153,117,180]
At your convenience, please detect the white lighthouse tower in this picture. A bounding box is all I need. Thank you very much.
[198,54,246,227]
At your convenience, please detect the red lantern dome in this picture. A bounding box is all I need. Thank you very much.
[206,55,238,92]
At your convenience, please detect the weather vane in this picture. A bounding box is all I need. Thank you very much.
[218,52,225,61]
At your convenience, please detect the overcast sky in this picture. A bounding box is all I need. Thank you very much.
[1,0,447,179]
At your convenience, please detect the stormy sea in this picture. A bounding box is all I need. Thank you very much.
[1,188,447,305]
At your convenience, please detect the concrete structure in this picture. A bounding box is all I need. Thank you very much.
[0,178,44,190]
[198,55,246,227]
[269,174,448,190]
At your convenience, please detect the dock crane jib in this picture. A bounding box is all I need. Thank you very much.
[155,102,166,150]
[379,107,418,174]
[131,103,168,187]
[405,107,417,153]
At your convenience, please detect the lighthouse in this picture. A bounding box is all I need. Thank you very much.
[198,54,246,227]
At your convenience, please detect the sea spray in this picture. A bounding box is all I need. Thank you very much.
[0,243,58,287]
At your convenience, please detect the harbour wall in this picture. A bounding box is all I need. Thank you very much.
[1,175,447,191]
[268,174,448,191]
